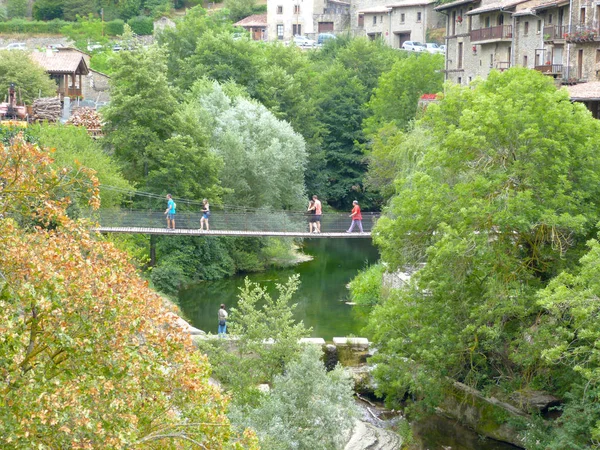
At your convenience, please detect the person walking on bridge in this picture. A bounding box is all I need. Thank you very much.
[346,200,363,233]
[200,198,210,231]
[164,194,176,229]
[312,195,322,233]
[218,304,228,337]
[307,199,316,233]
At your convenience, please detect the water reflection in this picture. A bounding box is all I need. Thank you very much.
[178,238,380,340]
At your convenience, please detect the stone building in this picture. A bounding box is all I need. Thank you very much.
[267,0,350,41]
[358,0,444,47]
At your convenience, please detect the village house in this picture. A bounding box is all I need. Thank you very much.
[234,14,268,40]
[267,0,350,41]
[358,0,444,47]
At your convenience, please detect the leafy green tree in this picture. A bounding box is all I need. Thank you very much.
[0,51,57,104]
[224,0,256,22]
[33,0,65,20]
[231,345,358,450]
[198,275,311,405]
[6,0,27,18]
[368,68,600,413]
[60,16,108,50]
[314,63,369,209]
[29,123,132,208]
[102,46,180,184]
[62,0,97,20]
[363,53,444,136]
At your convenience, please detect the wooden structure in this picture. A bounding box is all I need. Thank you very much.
[94,227,372,238]
[30,51,89,100]
[234,14,268,40]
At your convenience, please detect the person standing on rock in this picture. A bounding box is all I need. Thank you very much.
[164,194,176,229]
[346,200,363,233]
[218,304,228,337]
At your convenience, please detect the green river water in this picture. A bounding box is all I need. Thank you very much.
[178,238,378,339]
[178,238,521,450]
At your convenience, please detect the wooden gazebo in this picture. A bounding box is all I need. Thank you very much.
[30,51,90,100]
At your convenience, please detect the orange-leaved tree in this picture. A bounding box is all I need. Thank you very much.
[0,136,258,449]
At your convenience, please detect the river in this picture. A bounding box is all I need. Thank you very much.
[178,238,378,339]
[178,238,521,450]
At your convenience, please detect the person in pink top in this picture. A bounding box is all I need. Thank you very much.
[312,195,322,233]
[347,200,363,233]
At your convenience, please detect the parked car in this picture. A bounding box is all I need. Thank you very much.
[317,33,336,45]
[112,44,123,52]
[424,43,444,54]
[292,35,316,48]
[401,41,426,52]
[4,43,27,51]
[87,42,103,52]
[440,44,446,52]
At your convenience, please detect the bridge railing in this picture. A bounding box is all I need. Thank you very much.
[93,209,380,234]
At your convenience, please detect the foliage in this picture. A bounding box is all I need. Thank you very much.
[363,53,444,136]
[105,17,124,35]
[60,16,109,50]
[231,345,358,450]
[6,0,27,18]
[368,68,600,418]
[224,0,256,23]
[33,0,64,20]
[127,15,154,34]
[348,263,385,320]
[0,50,57,105]
[0,5,7,21]
[187,81,307,209]
[0,18,68,32]
[28,123,132,208]
[0,137,258,448]
[197,275,311,405]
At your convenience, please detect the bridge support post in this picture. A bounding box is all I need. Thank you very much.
[150,234,156,267]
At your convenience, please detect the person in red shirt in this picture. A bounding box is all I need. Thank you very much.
[347,200,363,233]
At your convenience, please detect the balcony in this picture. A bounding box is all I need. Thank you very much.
[470,25,512,42]
[534,64,564,77]
[544,25,567,42]
[564,26,597,43]
[495,61,511,71]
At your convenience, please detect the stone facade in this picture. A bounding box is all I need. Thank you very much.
[267,0,350,41]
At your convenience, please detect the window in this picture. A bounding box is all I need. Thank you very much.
[400,13,405,23]
[294,4,300,14]
[490,53,494,67]
[537,20,542,32]
[358,14,364,26]
[417,11,422,22]
[380,15,383,23]
[373,15,377,25]
[497,14,503,26]
[548,14,553,24]
[523,55,528,66]
[458,42,463,69]
[293,24,301,35]
[597,49,600,64]
[468,76,472,83]
[580,8,586,24]
[277,5,282,14]
[485,17,491,27]
[458,77,462,84]
[524,21,529,35]
[277,24,284,39]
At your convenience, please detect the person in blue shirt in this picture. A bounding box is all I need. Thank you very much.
[164,194,176,229]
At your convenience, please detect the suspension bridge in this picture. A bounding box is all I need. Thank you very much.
[93,209,379,238]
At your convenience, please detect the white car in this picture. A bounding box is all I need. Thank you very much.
[4,42,27,51]
[401,41,426,52]
[424,43,444,54]
[292,35,316,48]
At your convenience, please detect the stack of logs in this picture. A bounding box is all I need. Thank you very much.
[32,98,62,122]
[67,107,103,138]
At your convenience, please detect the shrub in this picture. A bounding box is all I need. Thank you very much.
[127,15,154,35]
[0,19,69,33]
[105,19,125,36]
[150,262,186,295]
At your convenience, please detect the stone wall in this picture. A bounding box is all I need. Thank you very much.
[0,36,73,50]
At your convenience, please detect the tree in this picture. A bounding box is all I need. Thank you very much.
[0,51,57,104]
[102,46,180,184]
[6,0,27,18]
[368,68,600,414]
[363,53,444,136]
[231,345,358,450]
[33,0,65,20]
[197,275,311,406]
[224,0,256,22]
[0,136,258,448]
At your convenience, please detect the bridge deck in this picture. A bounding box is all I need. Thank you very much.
[94,227,372,238]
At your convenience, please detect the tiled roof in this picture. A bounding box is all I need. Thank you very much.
[513,0,567,15]
[234,14,267,27]
[467,0,529,14]
[387,0,435,7]
[358,5,392,13]
[566,82,600,101]
[435,0,479,11]
[30,51,89,75]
